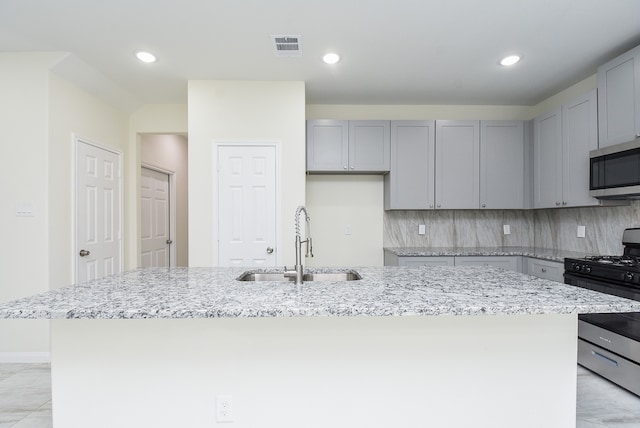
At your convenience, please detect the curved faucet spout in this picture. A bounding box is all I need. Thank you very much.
[286,206,314,285]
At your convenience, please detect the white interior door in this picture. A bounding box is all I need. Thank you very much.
[76,140,122,282]
[140,167,171,268]
[217,145,278,267]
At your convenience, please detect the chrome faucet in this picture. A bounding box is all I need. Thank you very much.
[284,206,313,285]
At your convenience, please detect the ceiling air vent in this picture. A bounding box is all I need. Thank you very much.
[272,35,302,57]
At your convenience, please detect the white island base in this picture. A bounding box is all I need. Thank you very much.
[51,314,578,428]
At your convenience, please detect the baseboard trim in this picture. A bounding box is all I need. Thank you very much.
[0,352,51,363]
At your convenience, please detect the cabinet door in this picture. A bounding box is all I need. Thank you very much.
[597,45,640,148]
[480,121,525,209]
[397,257,455,267]
[526,258,563,283]
[454,256,521,272]
[562,90,600,207]
[306,120,349,172]
[348,121,391,172]
[435,121,480,209]
[384,121,435,209]
[533,109,563,208]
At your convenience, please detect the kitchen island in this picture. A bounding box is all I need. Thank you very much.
[2,266,640,428]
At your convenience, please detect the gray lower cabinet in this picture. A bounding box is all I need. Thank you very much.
[306,120,390,173]
[525,258,564,283]
[597,43,640,148]
[384,253,454,267]
[384,121,435,209]
[454,256,522,272]
[480,121,525,209]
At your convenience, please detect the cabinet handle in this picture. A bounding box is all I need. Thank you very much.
[481,204,486,208]
[636,133,640,139]
[541,268,547,273]
[350,166,354,170]
[343,166,347,170]
[429,204,434,208]
[437,204,441,208]
[555,202,561,206]
[562,201,567,205]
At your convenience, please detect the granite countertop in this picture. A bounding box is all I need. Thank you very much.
[1,266,639,319]
[383,246,591,262]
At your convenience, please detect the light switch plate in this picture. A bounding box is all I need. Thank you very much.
[503,225,511,235]
[15,202,34,217]
[418,224,426,235]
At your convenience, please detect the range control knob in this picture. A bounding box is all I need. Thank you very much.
[572,263,582,272]
[624,272,634,281]
[584,266,592,274]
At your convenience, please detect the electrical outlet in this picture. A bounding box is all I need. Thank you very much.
[345,224,352,235]
[15,202,34,217]
[418,224,426,235]
[216,394,233,423]
[577,225,586,238]
[503,224,511,235]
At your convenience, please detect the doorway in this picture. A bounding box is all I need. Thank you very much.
[139,134,188,267]
[140,166,174,268]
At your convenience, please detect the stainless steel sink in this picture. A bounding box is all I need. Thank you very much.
[237,271,361,282]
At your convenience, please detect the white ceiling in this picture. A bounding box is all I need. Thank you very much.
[2,0,640,110]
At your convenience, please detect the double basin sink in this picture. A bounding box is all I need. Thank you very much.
[237,270,361,282]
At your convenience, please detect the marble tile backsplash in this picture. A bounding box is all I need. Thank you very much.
[384,201,640,255]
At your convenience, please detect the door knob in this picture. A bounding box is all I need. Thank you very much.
[266,247,274,254]
[79,249,90,257]
[166,239,173,245]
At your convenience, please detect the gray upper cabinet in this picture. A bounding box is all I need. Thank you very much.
[533,90,600,208]
[306,120,390,173]
[435,121,480,209]
[306,120,348,171]
[597,44,640,148]
[384,121,435,209]
[480,121,525,209]
[533,108,563,208]
[562,90,599,207]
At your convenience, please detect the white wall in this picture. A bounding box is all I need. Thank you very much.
[141,134,189,266]
[187,81,306,266]
[127,104,188,268]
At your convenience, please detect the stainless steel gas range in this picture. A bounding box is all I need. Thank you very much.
[564,228,640,396]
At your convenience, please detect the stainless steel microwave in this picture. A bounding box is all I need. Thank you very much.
[590,140,640,199]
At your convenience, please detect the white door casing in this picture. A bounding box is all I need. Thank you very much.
[140,166,172,268]
[75,138,123,283]
[217,144,279,267]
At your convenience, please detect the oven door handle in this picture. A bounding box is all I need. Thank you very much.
[591,350,619,367]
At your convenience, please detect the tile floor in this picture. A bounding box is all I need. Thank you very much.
[0,363,638,427]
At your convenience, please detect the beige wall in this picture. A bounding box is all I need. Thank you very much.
[141,134,189,266]
[0,53,128,358]
[188,81,306,266]
[0,53,62,357]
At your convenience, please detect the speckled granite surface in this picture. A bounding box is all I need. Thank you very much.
[383,246,591,262]
[1,266,639,319]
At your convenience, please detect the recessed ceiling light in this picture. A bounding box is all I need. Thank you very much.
[135,51,157,63]
[323,53,340,65]
[500,55,521,66]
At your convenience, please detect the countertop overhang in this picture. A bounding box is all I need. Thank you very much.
[1,266,639,319]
